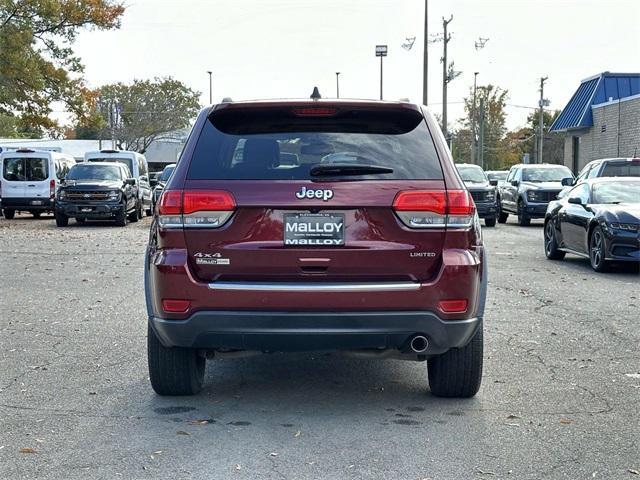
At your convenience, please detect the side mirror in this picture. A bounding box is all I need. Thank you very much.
[561,177,574,186]
[489,179,498,187]
[567,197,583,205]
[510,180,519,186]
[124,178,136,186]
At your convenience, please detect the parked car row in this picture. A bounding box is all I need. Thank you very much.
[0,148,176,227]
[456,159,639,272]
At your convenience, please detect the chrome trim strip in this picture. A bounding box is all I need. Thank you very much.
[207,281,421,292]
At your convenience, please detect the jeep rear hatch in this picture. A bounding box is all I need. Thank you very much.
[170,102,465,284]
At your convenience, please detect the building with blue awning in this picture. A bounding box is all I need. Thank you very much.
[550,72,640,173]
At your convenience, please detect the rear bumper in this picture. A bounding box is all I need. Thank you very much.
[1,197,52,210]
[144,244,487,354]
[149,311,482,354]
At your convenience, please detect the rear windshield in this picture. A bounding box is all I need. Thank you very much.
[601,161,640,177]
[592,181,640,204]
[67,164,123,181]
[3,157,49,181]
[187,107,443,180]
[457,165,487,183]
[522,166,573,182]
[88,157,134,175]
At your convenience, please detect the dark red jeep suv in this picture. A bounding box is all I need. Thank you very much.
[145,97,487,397]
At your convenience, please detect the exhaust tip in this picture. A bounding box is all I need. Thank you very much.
[410,335,429,354]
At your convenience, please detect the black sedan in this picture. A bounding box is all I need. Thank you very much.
[544,178,640,272]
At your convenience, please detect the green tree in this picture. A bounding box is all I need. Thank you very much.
[96,77,200,153]
[0,113,18,136]
[0,0,124,132]
[452,85,510,169]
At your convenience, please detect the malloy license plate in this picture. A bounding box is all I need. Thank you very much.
[284,213,345,246]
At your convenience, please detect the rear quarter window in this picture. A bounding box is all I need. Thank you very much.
[187,107,443,181]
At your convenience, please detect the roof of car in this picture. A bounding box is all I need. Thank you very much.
[74,162,124,168]
[511,163,571,169]
[211,98,421,112]
[589,157,640,163]
[455,163,483,169]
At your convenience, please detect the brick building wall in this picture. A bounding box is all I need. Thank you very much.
[562,95,640,173]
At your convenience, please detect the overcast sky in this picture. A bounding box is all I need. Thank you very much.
[74,0,640,130]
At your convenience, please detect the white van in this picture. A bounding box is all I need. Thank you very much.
[1,149,75,219]
[84,149,153,215]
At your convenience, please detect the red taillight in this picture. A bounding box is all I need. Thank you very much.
[158,190,235,229]
[438,299,468,313]
[292,107,338,117]
[392,190,475,228]
[183,190,235,214]
[446,190,475,215]
[162,299,191,313]
[50,179,55,198]
[158,190,182,215]
[392,191,446,214]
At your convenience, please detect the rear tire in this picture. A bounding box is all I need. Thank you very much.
[3,209,15,219]
[517,201,530,226]
[544,220,565,260]
[484,217,496,227]
[55,213,69,227]
[428,325,483,398]
[147,324,205,396]
[146,206,152,216]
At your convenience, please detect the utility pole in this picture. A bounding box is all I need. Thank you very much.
[207,71,212,104]
[441,15,453,139]
[538,76,548,163]
[478,97,485,169]
[335,72,341,98]
[471,72,479,165]
[422,0,428,105]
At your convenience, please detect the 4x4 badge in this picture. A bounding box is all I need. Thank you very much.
[295,186,333,201]
[194,252,230,265]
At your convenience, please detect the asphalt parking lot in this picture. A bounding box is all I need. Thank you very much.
[1,214,638,480]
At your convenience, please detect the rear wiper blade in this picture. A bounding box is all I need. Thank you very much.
[310,163,394,176]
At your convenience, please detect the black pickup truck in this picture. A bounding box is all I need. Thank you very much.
[55,162,140,227]
[456,163,498,227]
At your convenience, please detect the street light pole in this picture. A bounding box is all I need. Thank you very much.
[471,72,479,165]
[375,45,388,101]
[207,71,212,104]
[336,72,340,98]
